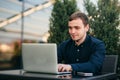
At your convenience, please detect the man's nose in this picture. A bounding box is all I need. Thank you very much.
[71,29,75,33]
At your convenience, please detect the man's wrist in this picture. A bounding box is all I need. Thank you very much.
[68,65,72,72]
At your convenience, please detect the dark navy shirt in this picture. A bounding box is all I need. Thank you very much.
[57,35,106,74]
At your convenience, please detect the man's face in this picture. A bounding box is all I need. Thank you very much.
[68,18,89,41]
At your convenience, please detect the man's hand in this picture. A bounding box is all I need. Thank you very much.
[58,64,72,72]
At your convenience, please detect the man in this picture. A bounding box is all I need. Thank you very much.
[57,11,106,75]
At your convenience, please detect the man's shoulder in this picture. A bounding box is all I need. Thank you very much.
[59,39,73,46]
[61,39,72,44]
[87,35,105,51]
[88,35,104,45]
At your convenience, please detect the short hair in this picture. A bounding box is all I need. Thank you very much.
[69,11,89,26]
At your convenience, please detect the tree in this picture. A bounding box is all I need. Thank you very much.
[48,0,78,45]
[84,0,120,55]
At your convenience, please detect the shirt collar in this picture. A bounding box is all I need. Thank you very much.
[73,35,89,47]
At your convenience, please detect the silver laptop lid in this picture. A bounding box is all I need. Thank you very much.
[22,43,58,74]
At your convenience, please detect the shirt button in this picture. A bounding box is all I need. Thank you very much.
[81,45,83,47]
[76,59,79,62]
[77,49,80,52]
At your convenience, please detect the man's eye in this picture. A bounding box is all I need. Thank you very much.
[75,26,80,29]
[69,27,72,29]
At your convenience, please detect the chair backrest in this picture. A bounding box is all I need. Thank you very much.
[101,55,118,73]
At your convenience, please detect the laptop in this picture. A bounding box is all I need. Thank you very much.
[22,43,71,74]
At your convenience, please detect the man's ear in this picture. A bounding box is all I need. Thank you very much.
[85,24,89,32]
